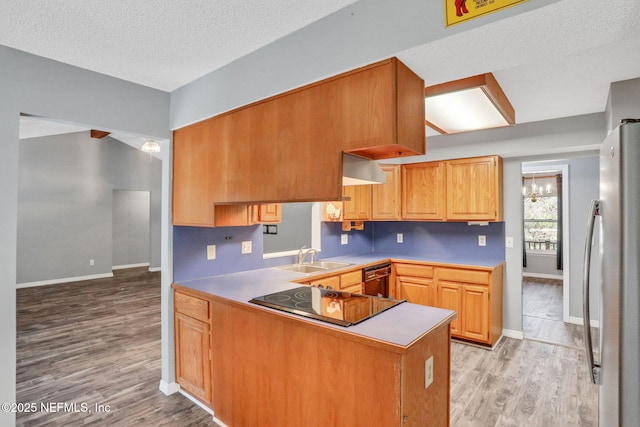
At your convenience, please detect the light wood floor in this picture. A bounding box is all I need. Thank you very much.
[17,269,597,426]
[522,277,599,351]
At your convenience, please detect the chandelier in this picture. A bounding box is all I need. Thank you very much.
[522,174,551,202]
[141,140,161,154]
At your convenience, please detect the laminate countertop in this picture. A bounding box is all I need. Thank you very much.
[174,252,504,349]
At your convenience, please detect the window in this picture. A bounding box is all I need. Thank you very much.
[523,175,558,253]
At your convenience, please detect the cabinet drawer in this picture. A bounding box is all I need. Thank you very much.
[310,276,341,290]
[394,263,434,278]
[175,291,210,322]
[437,268,489,285]
[340,270,363,289]
[341,284,362,294]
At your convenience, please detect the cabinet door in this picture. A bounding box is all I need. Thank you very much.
[173,121,216,226]
[397,277,435,306]
[372,164,401,220]
[461,285,490,343]
[213,205,251,227]
[343,185,372,220]
[437,282,462,336]
[253,204,282,223]
[446,156,502,221]
[401,162,446,220]
[175,312,212,404]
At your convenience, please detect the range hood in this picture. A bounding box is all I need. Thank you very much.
[342,153,387,186]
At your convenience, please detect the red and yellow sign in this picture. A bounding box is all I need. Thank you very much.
[445,0,528,27]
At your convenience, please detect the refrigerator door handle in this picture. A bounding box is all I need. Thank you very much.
[583,199,601,385]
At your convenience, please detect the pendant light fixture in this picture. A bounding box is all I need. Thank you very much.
[141,139,161,154]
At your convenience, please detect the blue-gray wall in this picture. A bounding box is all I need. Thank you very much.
[113,190,151,268]
[17,132,161,284]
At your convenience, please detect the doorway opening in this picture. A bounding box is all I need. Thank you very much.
[521,163,570,345]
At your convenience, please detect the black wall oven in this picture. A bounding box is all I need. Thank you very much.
[362,262,392,298]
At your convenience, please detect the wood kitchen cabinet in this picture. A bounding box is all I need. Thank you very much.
[446,155,503,221]
[251,203,282,223]
[401,161,447,221]
[372,164,401,220]
[395,263,436,306]
[393,261,504,347]
[174,291,212,405]
[437,282,463,337]
[436,265,502,346]
[172,57,425,224]
[299,268,363,293]
[342,185,372,220]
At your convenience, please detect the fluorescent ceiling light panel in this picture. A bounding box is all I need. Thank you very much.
[424,73,515,135]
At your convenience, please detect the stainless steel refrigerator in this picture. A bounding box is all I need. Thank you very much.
[583,118,640,426]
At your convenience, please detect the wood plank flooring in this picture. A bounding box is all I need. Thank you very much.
[522,277,599,351]
[16,268,215,426]
[17,269,597,426]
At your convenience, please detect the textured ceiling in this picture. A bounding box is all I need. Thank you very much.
[397,0,640,125]
[0,0,359,91]
[6,0,640,141]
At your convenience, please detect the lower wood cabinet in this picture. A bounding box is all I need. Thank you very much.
[394,261,504,346]
[174,291,212,405]
[299,268,363,293]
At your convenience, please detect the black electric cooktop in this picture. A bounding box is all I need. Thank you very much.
[249,286,405,327]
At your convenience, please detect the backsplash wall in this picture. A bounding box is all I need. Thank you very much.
[173,221,504,282]
[373,221,505,260]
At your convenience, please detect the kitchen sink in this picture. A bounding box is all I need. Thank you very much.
[307,261,352,269]
[275,264,328,273]
[274,261,353,274]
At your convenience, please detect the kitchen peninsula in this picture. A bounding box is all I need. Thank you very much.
[173,258,457,427]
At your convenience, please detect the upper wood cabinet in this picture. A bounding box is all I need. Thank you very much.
[401,155,503,222]
[172,57,425,225]
[401,161,447,220]
[372,164,401,220]
[446,156,503,221]
[251,204,281,224]
[342,185,372,220]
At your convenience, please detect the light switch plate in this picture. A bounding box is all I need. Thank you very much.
[505,237,514,248]
[425,356,433,388]
[478,235,486,247]
[341,234,348,245]
[207,244,216,260]
[241,241,252,254]
[397,233,403,243]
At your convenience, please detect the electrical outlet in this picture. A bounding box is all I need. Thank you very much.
[207,245,216,260]
[241,241,252,254]
[397,233,403,243]
[478,235,486,247]
[425,356,434,388]
[505,236,514,248]
[89,259,95,266]
[341,234,348,245]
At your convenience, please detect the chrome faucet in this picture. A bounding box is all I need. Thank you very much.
[297,246,318,265]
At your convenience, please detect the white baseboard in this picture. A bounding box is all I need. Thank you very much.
[16,272,114,289]
[502,329,524,340]
[158,380,180,395]
[112,263,150,270]
[523,273,564,280]
[179,390,215,416]
[148,266,162,272]
[568,316,600,328]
